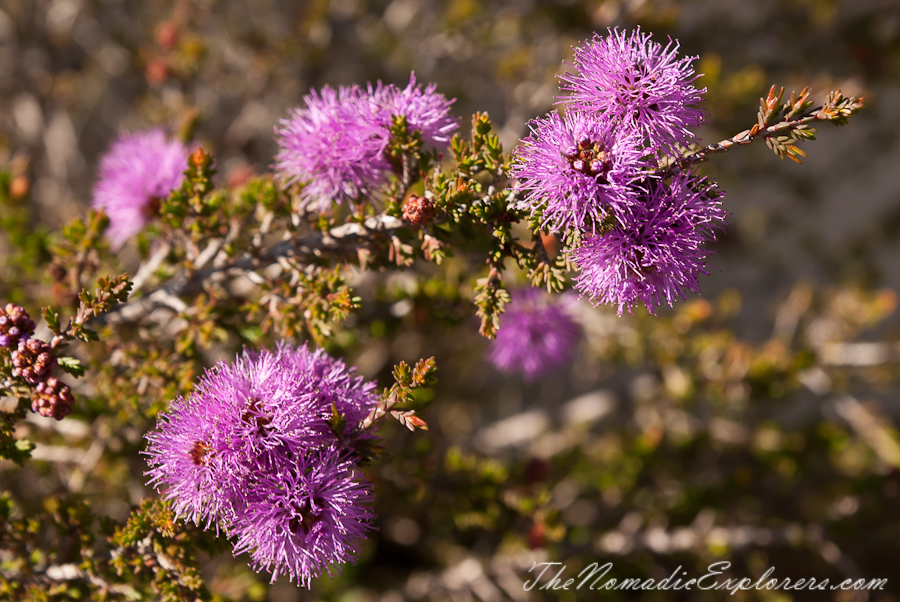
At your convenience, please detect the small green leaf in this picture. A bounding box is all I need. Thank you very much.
[392,361,413,388]
[57,356,85,378]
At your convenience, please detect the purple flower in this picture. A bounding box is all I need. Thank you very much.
[91,129,189,249]
[370,72,458,145]
[275,85,390,212]
[558,28,705,149]
[143,393,243,527]
[231,445,376,587]
[572,173,726,315]
[269,342,379,432]
[512,108,644,234]
[275,74,456,213]
[144,343,378,530]
[488,289,581,380]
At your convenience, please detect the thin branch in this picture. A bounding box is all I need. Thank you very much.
[662,112,822,176]
[533,231,552,266]
[104,214,405,325]
[397,152,416,203]
[130,241,171,294]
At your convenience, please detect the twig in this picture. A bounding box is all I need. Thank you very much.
[130,241,172,294]
[663,113,822,175]
[533,231,552,266]
[104,214,405,325]
[398,152,415,201]
[832,396,900,468]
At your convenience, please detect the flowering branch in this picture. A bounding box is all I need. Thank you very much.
[0,23,877,596]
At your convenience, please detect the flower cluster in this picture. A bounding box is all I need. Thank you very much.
[513,27,726,314]
[558,27,705,150]
[31,377,75,421]
[92,129,189,250]
[275,73,457,212]
[0,303,35,350]
[488,290,581,381]
[573,174,726,313]
[144,343,379,587]
[0,303,74,420]
[513,110,643,234]
[11,337,55,384]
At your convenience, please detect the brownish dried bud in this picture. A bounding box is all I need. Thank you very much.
[145,57,169,85]
[539,232,559,258]
[527,523,547,549]
[9,176,30,199]
[0,304,36,350]
[402,195,435,226]
[47,262,67,282]
[190,147,211,170]
[31,377,75,421]
[52,285,80,310]
[524,457,550,485]
[12,338,55,384]
[155,21,179,51]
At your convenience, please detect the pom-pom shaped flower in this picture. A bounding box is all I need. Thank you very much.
[91,129,189,249]
[144,343,378,529]
[275,75,456,212]
[275,86,390,213]
[512,108,644,234]
[558,27,705,149]
[144,383,256,527]
[488,289,581,380]
[268,342,379,431]
[573,174,726,315]
[371,72,458,145]
[232,446,376,587]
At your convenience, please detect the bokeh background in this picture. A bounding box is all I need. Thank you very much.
[2,0,900,600]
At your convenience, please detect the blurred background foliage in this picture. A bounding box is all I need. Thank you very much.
[2,0,900,600]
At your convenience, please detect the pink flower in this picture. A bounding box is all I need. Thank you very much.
[92,129,189,249]
[488,289,581,380]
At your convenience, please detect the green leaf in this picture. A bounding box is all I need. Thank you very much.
[41,307,61,335]
[57,356,85,378]
[238,325,263,344]
[392,361,413,388]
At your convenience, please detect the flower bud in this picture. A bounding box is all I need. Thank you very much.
[402,195,435,226]
[11,338,55,384]
[0,304,36,350]
[31,377,75,421]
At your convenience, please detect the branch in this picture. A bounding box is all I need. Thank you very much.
[4,562,138,598]
[665,114,820,174]
[663,88,865,175]
[104,214,405,326]
[398,152,415,202]
[130,241,171,294]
